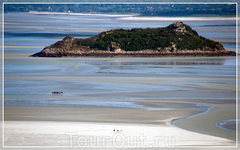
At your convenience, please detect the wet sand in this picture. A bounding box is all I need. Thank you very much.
[216,119,239,132]
[4,105,197,125]
[173,104,237,141]
[3,54,237,148]
[4,84,237,147]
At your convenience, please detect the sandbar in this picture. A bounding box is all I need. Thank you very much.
[28,11,134,17]
[116,16,236,21]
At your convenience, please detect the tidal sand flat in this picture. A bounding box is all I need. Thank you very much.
[4,120,235,148]
[3,12,237,148]
[4,54,237,148]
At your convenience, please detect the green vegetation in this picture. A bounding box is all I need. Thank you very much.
[74,22,224,52]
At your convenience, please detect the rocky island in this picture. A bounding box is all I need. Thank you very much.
[31,22,235,57]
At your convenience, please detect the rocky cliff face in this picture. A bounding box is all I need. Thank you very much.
[168,22,187,35]
[43,35,74,52]
[39,35,91,56]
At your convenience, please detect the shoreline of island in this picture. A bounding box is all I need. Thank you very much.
[31,50,236,57]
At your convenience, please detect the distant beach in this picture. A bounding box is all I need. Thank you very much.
[117,16,236,21]
[28,11,236,21]
[29,11,135,17]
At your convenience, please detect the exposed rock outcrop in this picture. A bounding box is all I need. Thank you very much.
[31,50,236,57]
[109,42,122,52]
[41,35,74,53]
[168,22,187,35]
